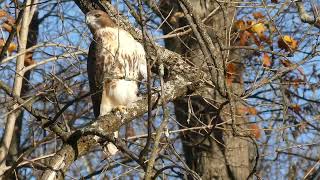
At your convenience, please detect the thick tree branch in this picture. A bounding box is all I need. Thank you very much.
[40,0,209,179]
[296,1,320,28]
[41,60,205,179]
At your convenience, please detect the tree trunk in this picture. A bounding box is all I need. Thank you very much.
[159,0,255,179]
[0,1,39,177]
[7,9,39,168]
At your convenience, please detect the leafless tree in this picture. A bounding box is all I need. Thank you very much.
[0,0,319,179]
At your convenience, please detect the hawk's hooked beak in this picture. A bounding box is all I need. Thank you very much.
[85,16,91,24]
[85,12,94,25]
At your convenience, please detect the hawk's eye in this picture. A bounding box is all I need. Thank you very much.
[94,14,101,18]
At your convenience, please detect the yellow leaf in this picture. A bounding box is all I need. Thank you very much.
[250,22,265,38]
[278,35,298,52]
[0,39,17,54]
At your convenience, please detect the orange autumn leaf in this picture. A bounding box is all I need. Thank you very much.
[2,16,16,32]
[239,106,258,116]
[249,124,261,139]
[234,20,246,30]
[253,12,265,19]
[227,63,237,74]
[281,59,293,67]
[0,39,17,54]
[8,43,17,54]
[6,16,16,25]
[247,20,254,26]
[262,53,271,67]
[260,35,272,46]
[251,33,262,47]
[2,23,12,32]
[292,78,304,88]
[278,35,298,52]
[226,63,236,86]
[0,10,7,18]
[248,107,258,115]
[226,76,233,86]
[239,31,259,46]
[290,104,301,113]
[238,106,247,115]
[239,31,251,46]
[260,34,272,45]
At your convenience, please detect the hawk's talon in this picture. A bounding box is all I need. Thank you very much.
[116,105,126,113]
[112,105,128,118]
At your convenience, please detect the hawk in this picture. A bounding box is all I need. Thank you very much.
[86,10,147,154]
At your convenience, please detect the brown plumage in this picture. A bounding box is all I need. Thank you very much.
[86,10,147,117]
[86,10,147,155]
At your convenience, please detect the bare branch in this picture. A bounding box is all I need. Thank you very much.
[296,0,320,28]
[0,0,39,175]
[40,0,209,178]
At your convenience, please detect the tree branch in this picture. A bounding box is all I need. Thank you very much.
[0,0,39,175]
[39,0,210,178]
[296,0,320,29]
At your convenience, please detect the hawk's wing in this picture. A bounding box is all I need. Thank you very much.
[136,42,147,80]
[87,41,103,118]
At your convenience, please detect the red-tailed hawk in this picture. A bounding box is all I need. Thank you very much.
[86,10,147,154]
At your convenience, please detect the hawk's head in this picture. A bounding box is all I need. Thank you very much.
[86,10,115,33]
